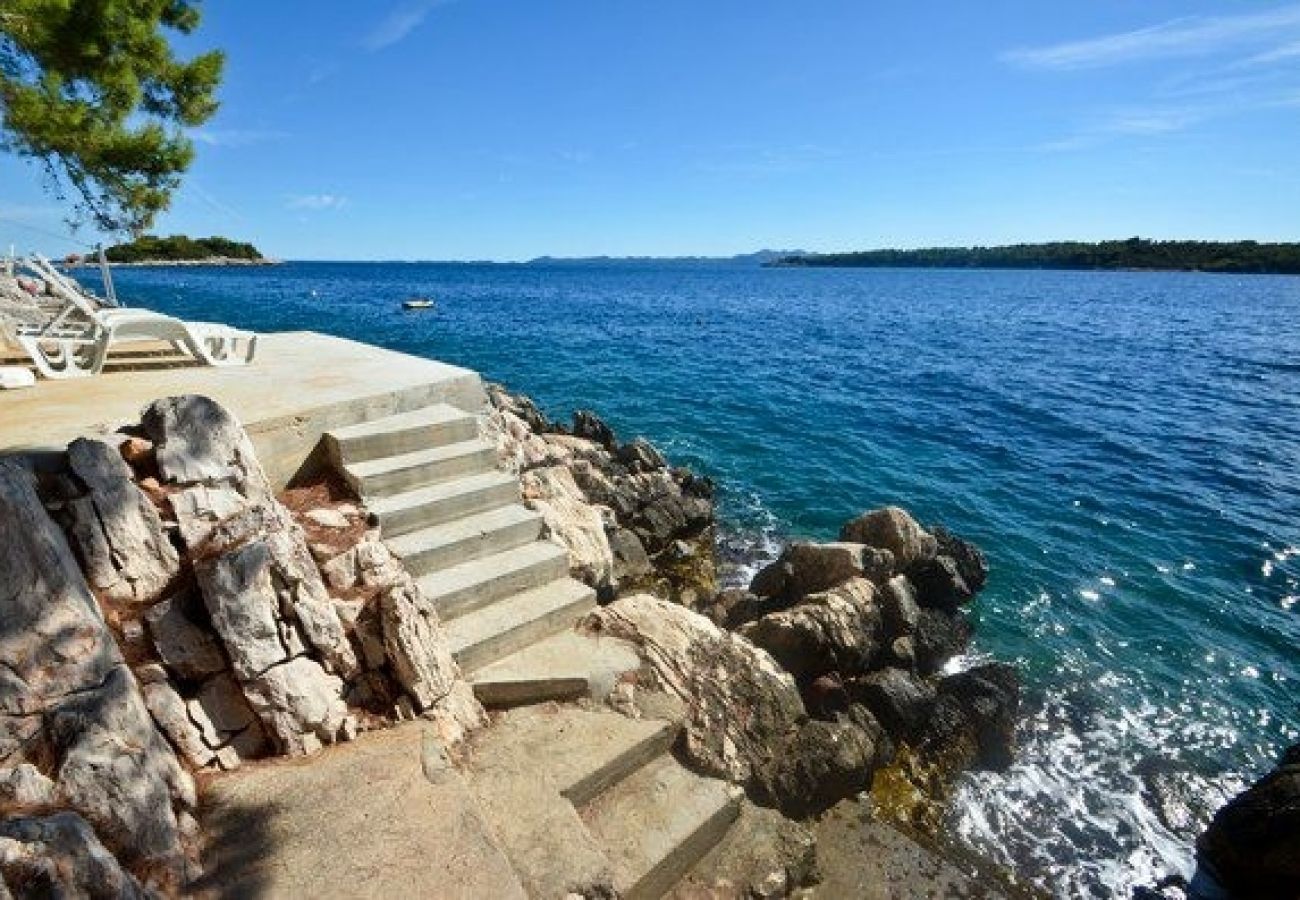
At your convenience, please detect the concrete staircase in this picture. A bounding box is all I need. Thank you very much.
[465,706,744,900]
[324,402,600,703]
[323,401,743,898]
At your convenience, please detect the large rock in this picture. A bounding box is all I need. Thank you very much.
[520,465,614,588]
[739,578,883,680]
[879,575,921,638]
[933,526,988,593]
[840,507,937,570]
[916,663,1020,773]
[45,665,195,876]
[0,812,150,900]
[749,542,878,601]
[907,554,973,610]
[144,593,227,681]
[59,437,180,605]
[0,460,194,887]
[571,409,616,449]
[0,462,120,748]
[759,716,883,817]
[378,582,484,744]
[1196,744,1300,899]
[141,394,271,500]
[588,595,805,788]
[846,668,937,741]
[912,607,972,675]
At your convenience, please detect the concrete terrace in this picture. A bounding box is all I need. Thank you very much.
[0,331,486,487]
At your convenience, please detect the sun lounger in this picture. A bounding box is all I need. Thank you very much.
[10,255,256,379]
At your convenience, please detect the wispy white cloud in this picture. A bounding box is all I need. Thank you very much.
[1237,38,1300,67]
[363,0,453,51]
[193,128,288,148]
[286,194,348,211]
[1003,5,1300,70]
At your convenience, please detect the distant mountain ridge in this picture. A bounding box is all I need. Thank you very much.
[525,250,806,267]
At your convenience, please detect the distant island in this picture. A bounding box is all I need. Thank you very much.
[93,234,276,266]
[770,238,1300,275]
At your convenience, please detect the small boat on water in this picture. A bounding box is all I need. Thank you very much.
[402,297,435,310]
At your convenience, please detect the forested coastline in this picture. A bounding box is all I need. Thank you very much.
[771,239,1300,274]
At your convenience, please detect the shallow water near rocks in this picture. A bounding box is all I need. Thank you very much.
[101,261,1299,897]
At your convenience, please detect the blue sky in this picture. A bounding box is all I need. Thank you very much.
[3,1,1300,260]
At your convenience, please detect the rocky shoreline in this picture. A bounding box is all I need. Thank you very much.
[0,383,1282,897]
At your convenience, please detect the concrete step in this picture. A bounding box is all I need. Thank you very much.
[386,504,543,577]
[420,540,572,622]
[366,471,519,536]
[446,576,595,673]
[469,630,641,710]
[581,755,743,900]
[343,438,498,497]
[326,402,481,465]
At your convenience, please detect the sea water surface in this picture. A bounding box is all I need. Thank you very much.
[102,262,1299,896]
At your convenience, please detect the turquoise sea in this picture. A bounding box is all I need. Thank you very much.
[100,262,1299,897]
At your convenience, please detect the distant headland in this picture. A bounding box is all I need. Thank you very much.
[768,238,1300,274]
[71,234,278,267]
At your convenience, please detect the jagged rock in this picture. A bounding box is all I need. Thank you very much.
[1196,744,1300,899]
[616,437,666,473]
[192,506,357,755]
[321,546,361,591]
[521,465,614,587]
[58,437,180,605]
[239,657,351,756]
[916,663,1020,773]
[189,673,267,757]
[748,542,869,601]
[572,409,616,449]
[0,812,150,900]
[142,679,219,769]
[846,668,937,741]
[933,526,988,593]
[45,665,194,882]
[879,575,921,638]
[607,526,652,584]
[759,718,881,817]
[0,764,57,809]
[699,587,769,630]
[588,594,804,788]
[141,395,271,501]
[378,582,484,743]
[195,505,358,680]
[840,507,937,570]
[144,593,226,681]
[0,461,121,754]
[913,607,972,675]
[739,578,883,680]
[907,555,972,610]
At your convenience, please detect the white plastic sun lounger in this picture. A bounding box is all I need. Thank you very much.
[12,256,256,379]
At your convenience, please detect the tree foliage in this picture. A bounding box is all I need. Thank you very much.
[773,238,1300,275]
[104,233,261,262]
[0,1,223,234]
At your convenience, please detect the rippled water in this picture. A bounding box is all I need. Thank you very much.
[101,262,1300,896]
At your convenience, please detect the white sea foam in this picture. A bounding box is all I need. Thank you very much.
[951,689,1252,898]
